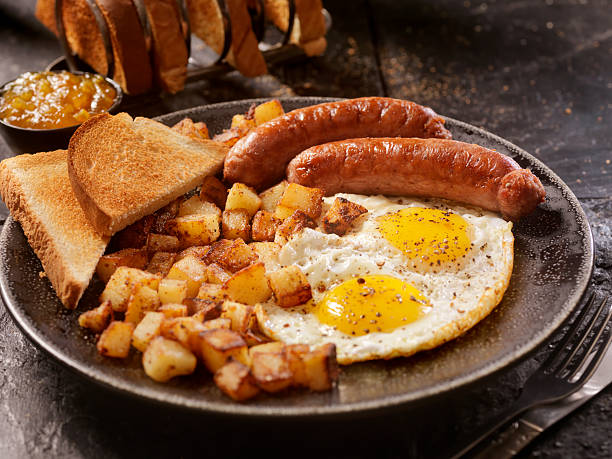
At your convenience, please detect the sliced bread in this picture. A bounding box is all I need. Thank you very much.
[35,0,110,75]
[0,150,109,309]
[94,0,153,94]
[142,0,189,94]
[67,112,229,236]
[186,0,226,56]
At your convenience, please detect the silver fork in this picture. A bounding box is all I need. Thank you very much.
[450,293,612,459]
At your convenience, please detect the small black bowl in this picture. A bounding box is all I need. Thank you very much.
[0,70,122,154]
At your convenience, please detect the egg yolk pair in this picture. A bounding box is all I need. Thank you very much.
[311,208,472,336]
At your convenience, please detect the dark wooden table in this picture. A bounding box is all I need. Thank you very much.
[1,1,610,457]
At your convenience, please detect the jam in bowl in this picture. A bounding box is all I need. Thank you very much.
[0,70,122,153]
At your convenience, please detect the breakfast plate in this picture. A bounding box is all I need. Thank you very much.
[0,97,593,417]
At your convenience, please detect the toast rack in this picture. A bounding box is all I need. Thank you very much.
[47,0,332,84]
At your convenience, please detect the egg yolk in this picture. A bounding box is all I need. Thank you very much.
[377,207,471,271]
[310,275,430,336]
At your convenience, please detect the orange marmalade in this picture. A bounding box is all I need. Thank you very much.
[0,71,117,129]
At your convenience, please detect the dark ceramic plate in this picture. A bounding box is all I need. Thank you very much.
[0,97,593,418]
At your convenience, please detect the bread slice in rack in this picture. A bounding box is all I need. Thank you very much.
[264,0,327,56]
[142,0,189,94]
[186,0,226,56]
[67,112,229,236]
[0,150,109,309]
[35,0,110,76]
[188,0,267,77]
[95,0,153,94]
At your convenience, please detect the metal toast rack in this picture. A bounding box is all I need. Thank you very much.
[47,0,332,85]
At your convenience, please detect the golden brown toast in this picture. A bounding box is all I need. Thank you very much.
[0,150,109,309]
[188,0,267,77]
[67,112,229,236]
[142,0,189,94]
[264,0,326,56]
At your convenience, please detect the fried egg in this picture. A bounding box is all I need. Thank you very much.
[257,194,514,364]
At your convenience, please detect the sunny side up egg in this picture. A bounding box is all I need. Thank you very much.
[257,194,514,365]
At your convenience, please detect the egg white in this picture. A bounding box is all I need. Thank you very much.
[257,194,514,365]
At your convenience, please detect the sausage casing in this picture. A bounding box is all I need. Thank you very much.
[223,97,451,190]
[286,138,546,221]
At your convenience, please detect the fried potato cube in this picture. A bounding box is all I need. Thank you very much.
[201,317,232,330]
[200,176,229,209]
[161,317,207,347]
[152,199,180,234]
[132,311,165,352]
[143,336,197,382]
[206,238,259,272]
[249,242,281,272]
[322,197,368,235]
[221,262,272,305]
[146,251,177,276]
[267,266,312,307]
[100,267,161,312]
[166,255,208,297]
[183,297,223,319]
[254,99,284,126]
[197,283,225,301]
[259,181,288,213]
[276,183,324,220]
[221,209,251,241]
[158,278,189,304]
[244,329,272,347]
[286,343,339,391]
[211,129,243,147]
[124,284,161,325]
[146,233,181,253]
[165,214,221,246]
[205,263,231,284]
[250,349,293,393]
[214,360,260,401]
[221,300,255,333]
[158,303,188,318]
[191,328,249,372]
[78,300,112,333]
[96,248,148,283]
[176,245,209,262]
[225,183,261,217]
[274,210,316,245]
[231,113,256,131]
[249,341,284,357]
[172,117,209,140]
[112,215,155,250]
[97,321,134,358]
[251,210,282,242]
[178,195,222,217]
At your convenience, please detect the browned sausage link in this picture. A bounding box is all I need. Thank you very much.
[286,138,546,221]
[223,97,451,190]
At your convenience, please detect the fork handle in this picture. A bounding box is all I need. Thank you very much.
[470,418,542,459]
[448,397,532,458]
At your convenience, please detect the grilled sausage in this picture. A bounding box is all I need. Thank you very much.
[223,97,451,190]
[286,138,546,221]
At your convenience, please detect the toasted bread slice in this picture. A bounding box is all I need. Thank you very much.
[142,0,189,94]
[264,0,326,56]
[186,0,226,56]
[36,0,110,75]
[0,150,109,309]
[226,0,268,76]
[95,0,153,94]
[188,0,267,77]
[67,112,229,236]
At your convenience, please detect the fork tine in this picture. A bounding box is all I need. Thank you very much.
[557,295,610,376]
[540,292,595,372]
[567,298,612,382]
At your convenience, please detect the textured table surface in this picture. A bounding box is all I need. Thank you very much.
[0,0,610,457]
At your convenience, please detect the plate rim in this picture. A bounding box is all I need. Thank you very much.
[0,96,594,418]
